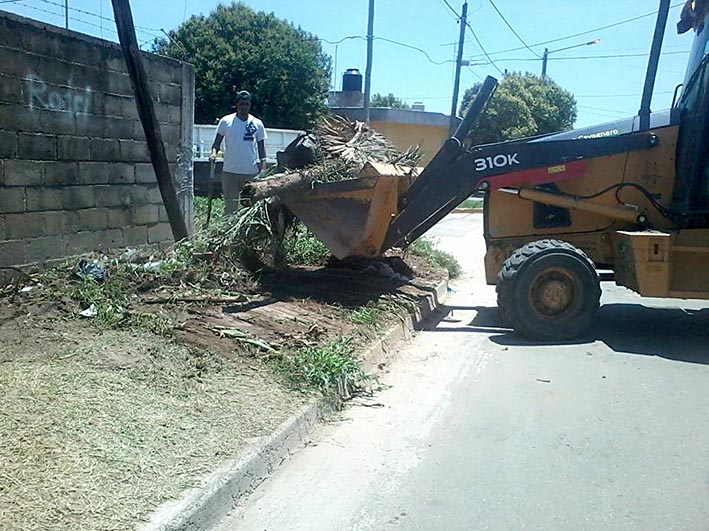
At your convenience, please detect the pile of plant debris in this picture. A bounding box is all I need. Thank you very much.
[0,116,460,531]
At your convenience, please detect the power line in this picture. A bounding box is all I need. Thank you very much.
[37,0,162,36]
[439,0,459,17]
[465,20,505,75]
[575,90,674,98]
[468,1,685,59]
[479,50,690,63]
[318,35,365,45]
[376,36,454,66]
[486,0,541,58]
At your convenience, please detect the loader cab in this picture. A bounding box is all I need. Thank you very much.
[674,5,709,220]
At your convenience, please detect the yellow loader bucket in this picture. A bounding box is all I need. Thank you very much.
[281,163,418,259]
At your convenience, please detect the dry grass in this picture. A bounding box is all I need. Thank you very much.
[0,332,305,531]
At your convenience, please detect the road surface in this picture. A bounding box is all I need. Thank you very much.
[215,213,709,531]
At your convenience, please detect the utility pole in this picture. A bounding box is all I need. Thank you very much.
[64,0,69,29]
[363,0,374,123]
[541,47,548,78]
[449,1,468,135]
[111,0,189,241]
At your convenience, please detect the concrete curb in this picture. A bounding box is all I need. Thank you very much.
[139,277,449,531]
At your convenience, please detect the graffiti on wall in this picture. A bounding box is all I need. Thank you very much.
[25,73,92,114]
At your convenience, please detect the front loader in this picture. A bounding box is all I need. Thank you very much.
[263,0,709,341]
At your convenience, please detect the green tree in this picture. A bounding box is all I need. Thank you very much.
[460,73,577,144]
[370,93,410,109]
[152,2,331,129]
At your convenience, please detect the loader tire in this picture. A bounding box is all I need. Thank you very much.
[496,240,600,341]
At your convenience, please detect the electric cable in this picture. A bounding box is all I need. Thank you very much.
[486,0,541,58]
[468,1,685,59]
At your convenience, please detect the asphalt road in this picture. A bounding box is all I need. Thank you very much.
[215,213,709,531]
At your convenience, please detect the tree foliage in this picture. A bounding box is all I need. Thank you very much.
[460,73,577,144]
[370,93,410,110]
[152,2,331,129]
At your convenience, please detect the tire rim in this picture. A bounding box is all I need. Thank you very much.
[528,267,577,317]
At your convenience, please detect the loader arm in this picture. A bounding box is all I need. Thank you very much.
[382,82,663,252]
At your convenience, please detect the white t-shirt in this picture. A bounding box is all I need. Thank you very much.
[215,113,267,175]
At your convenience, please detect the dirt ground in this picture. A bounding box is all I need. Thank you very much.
[0,254,446,531]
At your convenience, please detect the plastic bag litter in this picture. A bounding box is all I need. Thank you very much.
[73,259,106,283]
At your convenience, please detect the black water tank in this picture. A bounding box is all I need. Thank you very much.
[342,68,363,92]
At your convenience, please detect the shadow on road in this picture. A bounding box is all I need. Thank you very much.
[426,303,709,365]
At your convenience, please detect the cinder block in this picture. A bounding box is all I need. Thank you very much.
[158,83,182,106]
[58,136,91,161]
[75,115,107,138]
[39,109,76,136]
[0,104,40,133]
[135,163,156,183]
[65,230,100,255]
[154,104,170,123]
[62,186,95,209]
[0,239,26,267]
[44,161,79,185]
[0,187,25,213]
[90,138,121,161]
[105,94,130,117]
[169,105,182,123]
[18,133,57,160]
[43,210,78,235]
[94,184,132,208]
[148,222,173,243]
[0,213,4,240]
[78,162,109,185]
[105,117,137,140]
[107,72,134,96]
[94,228,125,249]
[120,140,150,162]
[122,225,148,246]
[77,208,109,231]
[146,185,164,205]
[134,204,159,225]
[0,74,22,105]
[105,55,126,73]
[25,235,67,263]
[130,185,150,206]
[108,163,136,184]
[161,124,181,145]
[121,98,140,120]
[107,207,133,228]
[4,160,43,186]
[164,144,178,163]
[0,45,33,78]
[0,129,18,158]
[158,205,169,222]
[26,187,63,211]
[133,120,146,140]
[5,212,44,238]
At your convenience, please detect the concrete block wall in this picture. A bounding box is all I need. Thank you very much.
[0,10,194,280]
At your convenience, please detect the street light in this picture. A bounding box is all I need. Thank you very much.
[541,39,600,79]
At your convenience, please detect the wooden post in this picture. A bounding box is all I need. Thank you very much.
[111,0,188,241]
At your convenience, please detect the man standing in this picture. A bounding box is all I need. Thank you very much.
[210,90,267,215]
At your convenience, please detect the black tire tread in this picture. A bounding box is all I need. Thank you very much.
[496,239,600,340]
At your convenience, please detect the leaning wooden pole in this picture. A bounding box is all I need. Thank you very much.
[111,0,188,241]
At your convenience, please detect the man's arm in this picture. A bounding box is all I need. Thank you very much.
[257,140,267,172]
[210,133,224,160]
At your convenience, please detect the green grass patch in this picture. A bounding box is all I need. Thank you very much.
[409,238,462,279]
[281,225,331,266]
[458,197,484,209]
[273,336,366,397]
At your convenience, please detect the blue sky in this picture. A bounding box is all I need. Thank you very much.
[1,0,695,129]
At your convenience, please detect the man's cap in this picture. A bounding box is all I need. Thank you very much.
[235,90,252,102]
